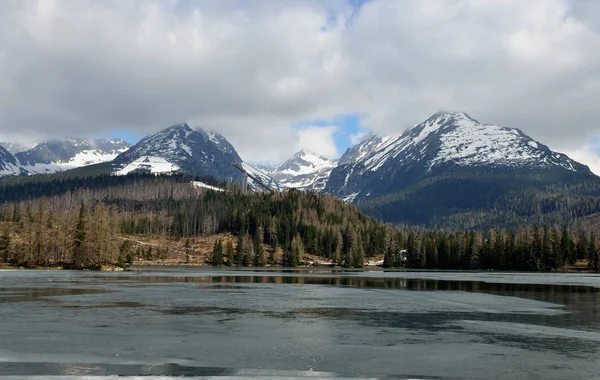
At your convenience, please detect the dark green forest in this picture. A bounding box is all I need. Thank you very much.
[359,172,600,230]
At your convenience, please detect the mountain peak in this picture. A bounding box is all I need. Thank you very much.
[166,123,193,132]
[269,149,337,192]
[113,122,243,181]
[425,110,479,126]
[325,111,592,204]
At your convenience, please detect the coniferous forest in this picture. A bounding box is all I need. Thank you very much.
[0,173,598,272]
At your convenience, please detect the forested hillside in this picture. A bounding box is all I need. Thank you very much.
[0,173,597,272]
[358,172,600,230]
[0,174,391,269]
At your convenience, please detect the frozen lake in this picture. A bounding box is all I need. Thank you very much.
[1,267,599,379]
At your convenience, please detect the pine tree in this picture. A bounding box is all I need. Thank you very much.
[185,238,191,263]
[0,231,10,263]
[576,231,589,262]
[333,230,343,264]
[12,204,20,223]
[529,226,542,271]
[72,202,87,268]
[589,233,599,272]
[352,244,365,268]
[283,246,297,267]
[211,239,224,266]
[234,234,245,266]
[558,226,571,268]
[253,238,265,267]
[225,240,235,266]
[242,234,253,267]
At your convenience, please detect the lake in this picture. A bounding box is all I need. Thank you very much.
[1,267,599,379]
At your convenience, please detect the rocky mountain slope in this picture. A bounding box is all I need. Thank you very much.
[0,142,31,154]
[324,111,599,228]
[15,138,130,174]
[268,150,337,192]
[0,146,25,176]
[112,123,245,182]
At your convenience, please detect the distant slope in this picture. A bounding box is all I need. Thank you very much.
[0,146,24,177]
[269,150,337,192]
[0,142,31,154]
[15,138,130,174]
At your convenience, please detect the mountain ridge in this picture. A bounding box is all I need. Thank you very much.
[325,111,593,203]
[268,149,337,192]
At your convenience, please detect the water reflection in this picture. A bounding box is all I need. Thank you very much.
[0,287,112,303]
[95,273,600,297]
[1,362,235,377]
[2,269,600,379]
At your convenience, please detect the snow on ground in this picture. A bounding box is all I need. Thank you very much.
[191,181,224,192]
[114,156,180,175]
[343,192,360,202]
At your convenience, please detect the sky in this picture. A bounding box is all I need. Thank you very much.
[1,0,600,170]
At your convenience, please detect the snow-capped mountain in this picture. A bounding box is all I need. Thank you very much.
[0,142,32,154]
[269,150,337,192]
[242,162,281,192]
[113,123,244,181]
[325,111,592,203]
[0,146,25,176]
[15,138,130,174]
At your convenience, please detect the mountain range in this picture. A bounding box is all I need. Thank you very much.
[1,111,599,229]
[0,138,130,176]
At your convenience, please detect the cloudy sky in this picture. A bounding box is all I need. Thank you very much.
[1,0,600,169]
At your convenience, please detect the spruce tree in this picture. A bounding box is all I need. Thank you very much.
[0,232,10,263]
[253,236,265,267]
[242,234,253,267]
[352,244,365,268]
[557,226,570,268]
[211,239,224,266]
[234,235,245,266]
[72,202,87,268]
[225,240,235,266]
[589,233,599,272]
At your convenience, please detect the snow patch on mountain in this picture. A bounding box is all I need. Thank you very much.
[23,149,125,174]
[114,156,180,176]
[191,181,225,192]
[0,163,23,176]
[242,162,281,191]
[15,138,130,175]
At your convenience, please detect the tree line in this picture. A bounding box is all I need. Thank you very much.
[0,174,597,271]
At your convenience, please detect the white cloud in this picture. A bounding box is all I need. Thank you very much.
[0,0,600,162]
[349,130,369,145]
[562,145,600,176]
[296,126,339,159]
